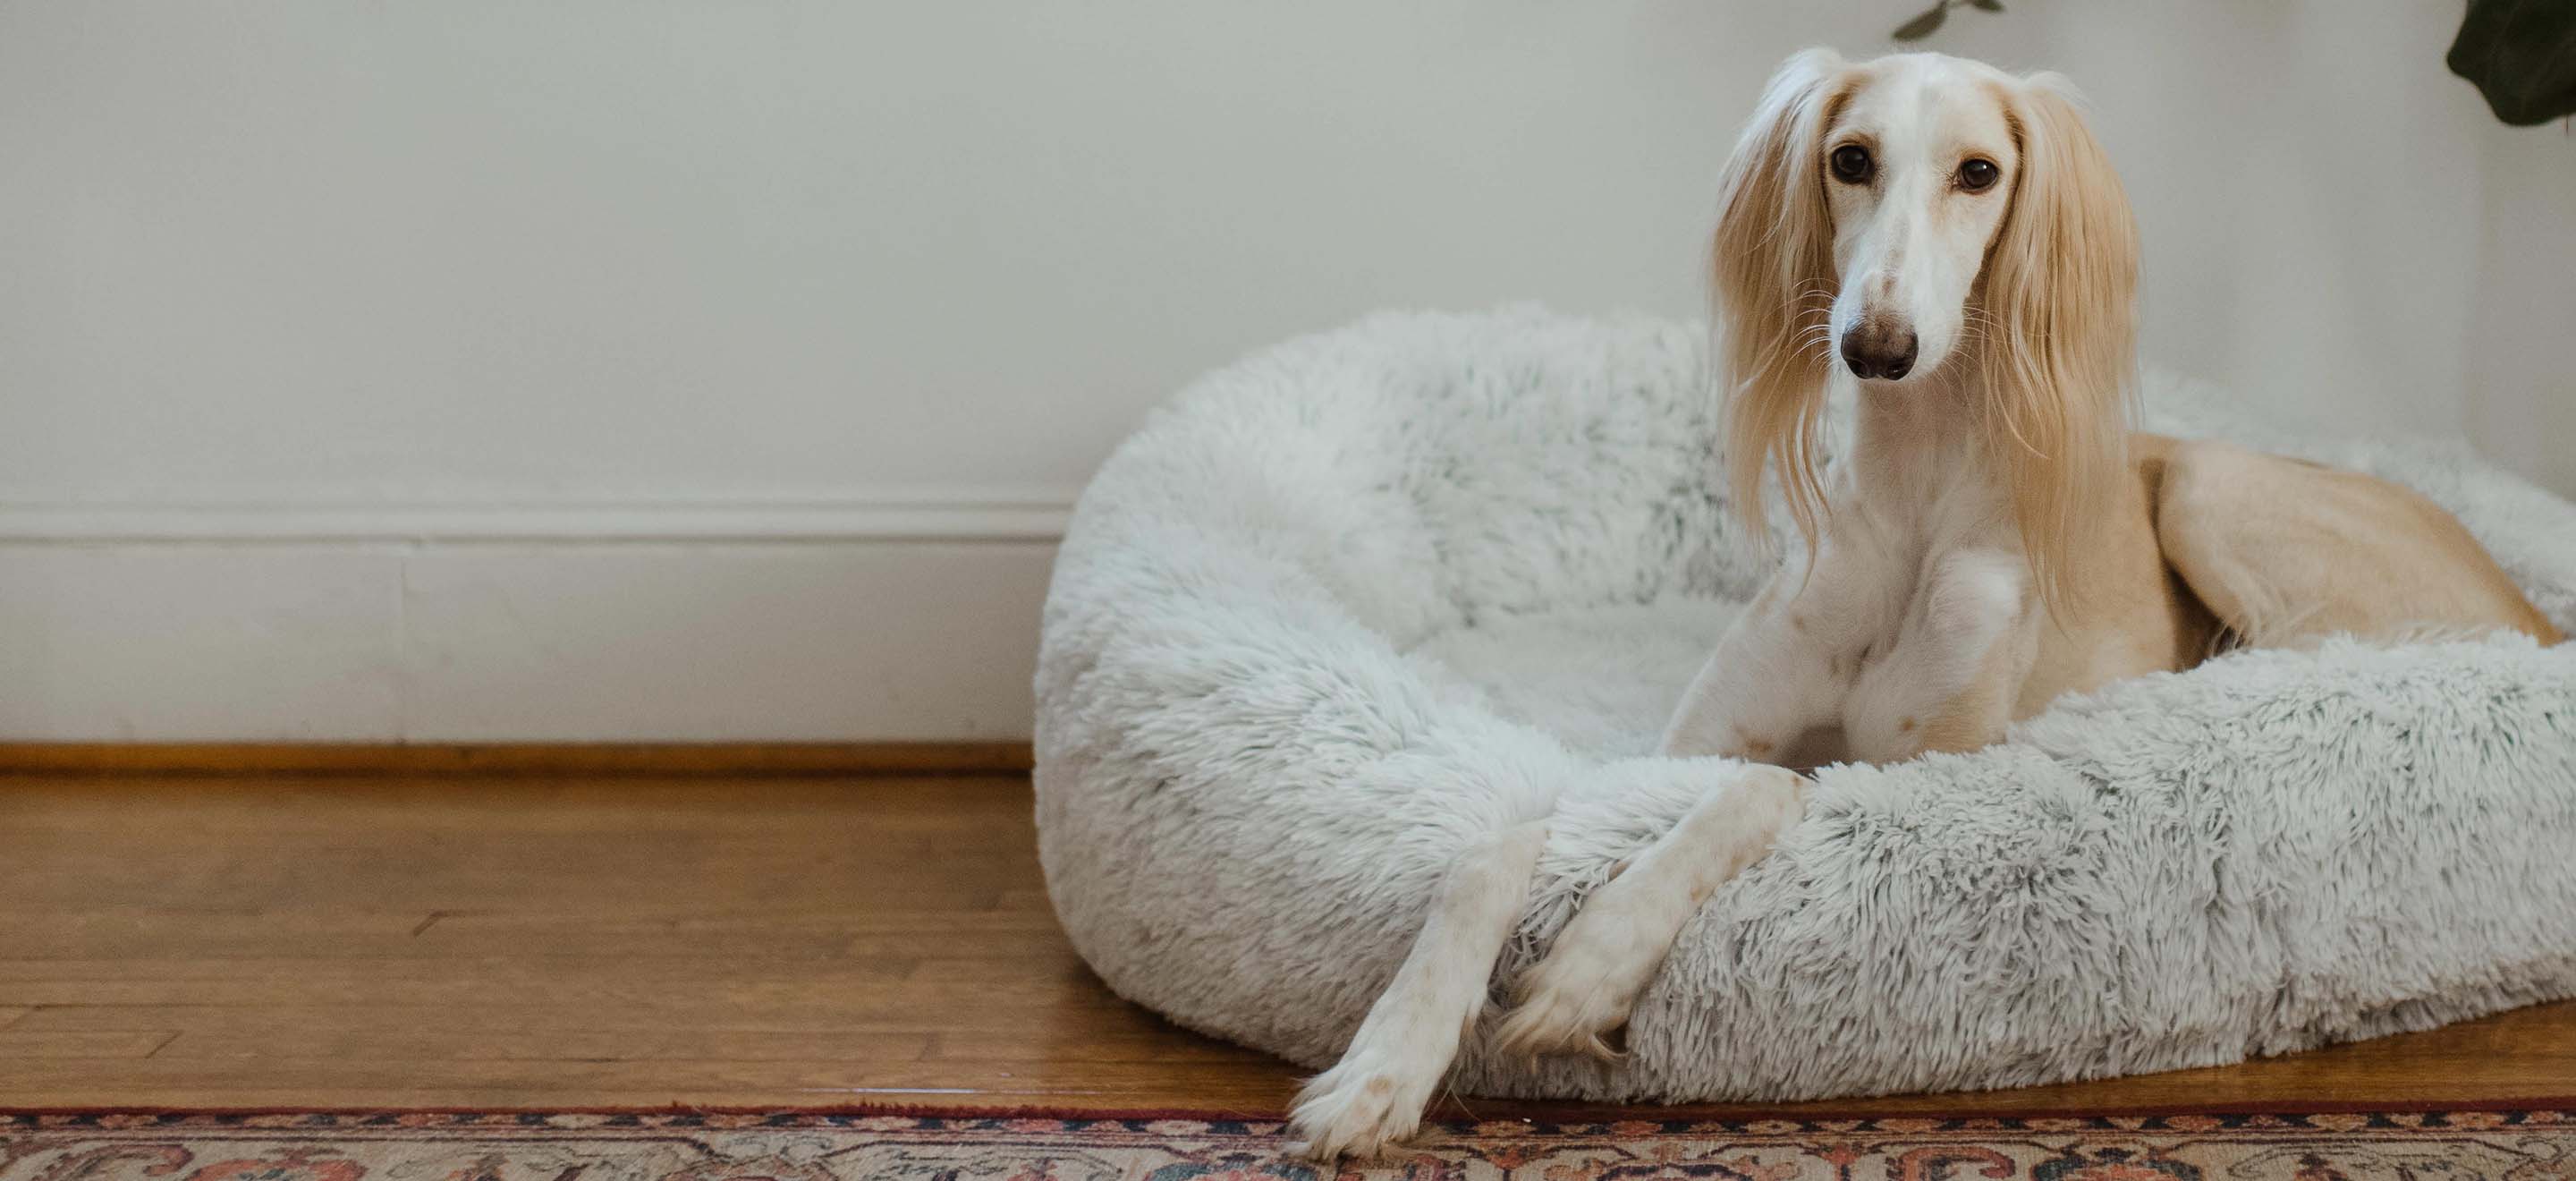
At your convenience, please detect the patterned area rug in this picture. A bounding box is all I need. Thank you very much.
[6,1108,2576,1181]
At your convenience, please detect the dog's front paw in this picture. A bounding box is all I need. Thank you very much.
[1491,889,1666,1061]
[1494,851,1690,1062]
[1286,1050,1436,1161]
[1496,767,1806,1063]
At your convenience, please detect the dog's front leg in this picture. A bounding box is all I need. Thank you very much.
[1288,820,1549,1160]
[1662,550,1866,760]
[1488,764,1801,1059]
[1488,561,1850,1059]
[1842,548,2036,762]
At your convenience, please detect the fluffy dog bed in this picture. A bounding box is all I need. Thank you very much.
[1032,307,2576,1101]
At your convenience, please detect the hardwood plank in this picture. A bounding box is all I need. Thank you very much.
[151,1028,937,1064]
[0,775,1038,828]
[0,1081,1301,1114]
[0,1057,1299,1100]
[10,1002,1126,1038]
[0,912,429,959]
[0,910,1066,960]
[0,743,1032,777]
[0,957,936,1008]
[0,779,1042,915]
[0,1031,174,1058]
[923,1032,1292,1066]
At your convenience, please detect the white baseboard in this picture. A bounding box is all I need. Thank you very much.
[0,486,1079,543]
[0,490,1076,743]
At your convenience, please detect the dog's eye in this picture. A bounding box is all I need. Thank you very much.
[1958,157,2000,191]
[1829,144,1873,184]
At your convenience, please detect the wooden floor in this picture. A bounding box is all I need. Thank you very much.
[1,772,2570,1114]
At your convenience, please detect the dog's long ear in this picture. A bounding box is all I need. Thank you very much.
[1979,74,2139,616]
[1716,47,1847,554]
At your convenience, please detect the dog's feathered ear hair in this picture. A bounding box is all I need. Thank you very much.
[1715,47,1848,555]
[1978,72,2140,616]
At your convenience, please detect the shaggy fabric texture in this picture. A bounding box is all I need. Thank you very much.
[1032,307,2576,1103]
[13,1109,2576,1181]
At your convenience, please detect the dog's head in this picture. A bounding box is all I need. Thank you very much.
[1715,49,2138,608]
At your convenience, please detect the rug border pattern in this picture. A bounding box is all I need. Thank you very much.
[7,1103,2576,1135]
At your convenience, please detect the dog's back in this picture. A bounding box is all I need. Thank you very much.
[2148,435,2562,651]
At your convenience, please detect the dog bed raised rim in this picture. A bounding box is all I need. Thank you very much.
[1032,306,2576,1102]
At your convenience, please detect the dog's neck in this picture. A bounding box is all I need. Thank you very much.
[1841,367,1998,509]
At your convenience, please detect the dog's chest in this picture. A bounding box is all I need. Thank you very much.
[1826,475,2022,672]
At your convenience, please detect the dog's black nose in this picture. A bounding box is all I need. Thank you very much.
[1840,326,1919,381]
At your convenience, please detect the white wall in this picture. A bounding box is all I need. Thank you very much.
[2,2,2568,741]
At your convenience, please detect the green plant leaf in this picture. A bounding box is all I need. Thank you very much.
[2449,0,2576,125]
[1892,4,1947,41]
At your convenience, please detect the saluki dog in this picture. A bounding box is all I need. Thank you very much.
[1287,48,2563,1160]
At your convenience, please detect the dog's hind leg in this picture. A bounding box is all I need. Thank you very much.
[2152,437,2562,647]
[1288,819,1548,1161]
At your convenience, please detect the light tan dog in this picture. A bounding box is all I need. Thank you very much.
[1288,48,2561,1160]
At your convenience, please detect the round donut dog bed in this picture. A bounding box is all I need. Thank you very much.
[1032,306,2576,1103]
